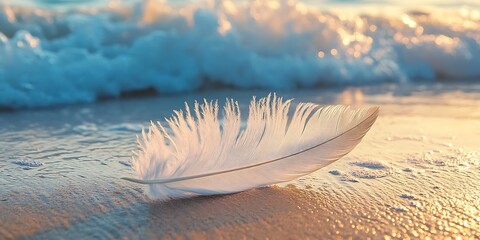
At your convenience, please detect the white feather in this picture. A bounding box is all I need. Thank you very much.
[125,94,379,201]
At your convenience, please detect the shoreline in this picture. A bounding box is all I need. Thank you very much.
[1,80,479,113]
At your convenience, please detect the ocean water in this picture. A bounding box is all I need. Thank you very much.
[0,0,479,109]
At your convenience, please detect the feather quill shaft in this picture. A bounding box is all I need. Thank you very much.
[125,94,379,200]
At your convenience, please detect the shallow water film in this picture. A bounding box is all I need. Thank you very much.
[1,83,479,239]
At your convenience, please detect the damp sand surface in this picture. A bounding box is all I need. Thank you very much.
[1,82,480,239]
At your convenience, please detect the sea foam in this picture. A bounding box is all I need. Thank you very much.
[1,0,479,109]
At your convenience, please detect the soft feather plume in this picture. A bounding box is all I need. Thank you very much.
[124,94,379,201]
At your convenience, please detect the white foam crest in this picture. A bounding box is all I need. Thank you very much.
[0,0,479,108]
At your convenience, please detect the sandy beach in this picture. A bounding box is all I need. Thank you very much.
[1,82,479,239]
[1,0,480,238]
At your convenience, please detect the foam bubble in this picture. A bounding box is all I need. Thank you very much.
[351,160,389,169]
[12,159,44,168]
[407,148,480,168]
[350,169,392,179]
[349,160,394,179]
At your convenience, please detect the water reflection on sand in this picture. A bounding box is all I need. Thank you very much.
[1,82,480,239]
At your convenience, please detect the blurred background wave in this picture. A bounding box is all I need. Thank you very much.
[0,0,479,109]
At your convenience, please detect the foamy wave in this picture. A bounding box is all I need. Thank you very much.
[1,0,479,108]
[12,158,44,168]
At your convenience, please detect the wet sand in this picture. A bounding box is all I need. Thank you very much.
[1,82,479,239]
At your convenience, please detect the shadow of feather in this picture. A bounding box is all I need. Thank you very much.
[144,186,316,238]
[17,186,326,239]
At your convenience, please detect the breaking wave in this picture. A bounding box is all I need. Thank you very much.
[0,0,479,109]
